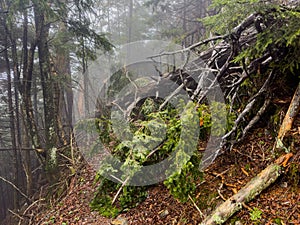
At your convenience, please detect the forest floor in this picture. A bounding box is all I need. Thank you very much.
[8,110,297,225]
[30,113,300,225]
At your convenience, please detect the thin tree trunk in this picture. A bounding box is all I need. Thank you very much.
[0,181,7,220]
[3,27,20,209]
[55,21,73,146]
[34,2,59,180]
[22,7,34,197]
[128,0,133,43]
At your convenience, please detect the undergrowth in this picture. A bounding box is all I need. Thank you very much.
[87,97,235,217]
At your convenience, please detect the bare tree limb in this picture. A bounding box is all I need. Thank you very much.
[0,176,31,202]
[237,97,271,143]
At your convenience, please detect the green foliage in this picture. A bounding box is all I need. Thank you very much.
[48,216,55,224]
[90,179,120,218]
[211,102,235,136]
[203,0,300,145]
[119,186,148,210]
[164,158,203,202]
[202,0,262,34]
[197,104,212,139]
[203,0,300,80]
[206,0,300,75]
[250,207,263,221]
[91,97,234,216]
[90,166,148,217]
[198,102,235,138]
[91,99,198,216]
[68,18,113,60]
[240,6,300,74]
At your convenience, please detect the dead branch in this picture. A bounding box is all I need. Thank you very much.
[222,70,275,145]
[18,198,45,225]
[200,153,293,225]
[0,176,31,202]
[112,176,130,205]
[277,81,300,141]
[8,209,24,221]
[237,97,271,143]
[200,74,297,224]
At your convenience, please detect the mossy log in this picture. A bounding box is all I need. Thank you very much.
[200,154,293,225]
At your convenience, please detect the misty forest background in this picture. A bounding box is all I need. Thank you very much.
[0,0,211,219]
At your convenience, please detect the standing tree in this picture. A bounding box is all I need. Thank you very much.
[0,0,113,220]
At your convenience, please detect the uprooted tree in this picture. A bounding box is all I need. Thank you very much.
[90,0,300,222]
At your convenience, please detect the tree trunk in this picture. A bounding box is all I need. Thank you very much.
[34,2,59,180]
[54,21,74,146]
[0,181,7,220]
[22,7,34,197]
[3,29,20,209]
[128,0,133,43]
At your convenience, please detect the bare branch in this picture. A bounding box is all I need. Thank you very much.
[0,176,31,202]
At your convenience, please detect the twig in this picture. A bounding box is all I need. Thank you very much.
[109,174,124,184]
[237,97,271,143]
[222,98,256,141]
[159,83,185,110]
[149,13,258,61]
[217,189,227,202]
[8,209,24,221]
[188,194,204,219]
[146,142,165,159]
[148,35,228,59]
[19,198,45,225]
[223,70,275,144]
[197,47,234,103]
[112,176,130,205]
[0,176,31,202]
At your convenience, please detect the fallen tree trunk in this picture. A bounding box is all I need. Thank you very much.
[199,153,293,225]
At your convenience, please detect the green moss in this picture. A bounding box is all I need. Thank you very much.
[213,214,225,224]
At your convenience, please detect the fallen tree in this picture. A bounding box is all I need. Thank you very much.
[152,0,300,166]
[199,152,294,225]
